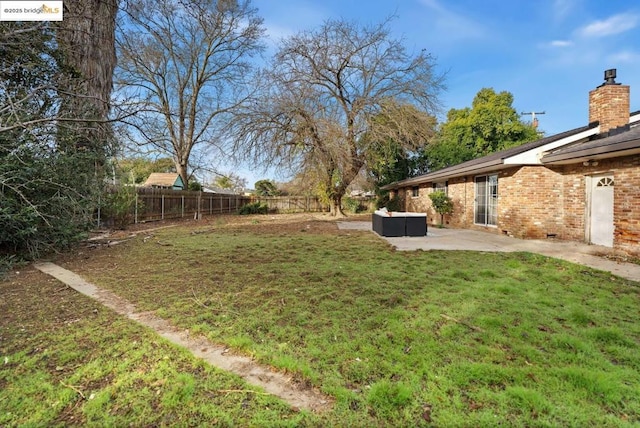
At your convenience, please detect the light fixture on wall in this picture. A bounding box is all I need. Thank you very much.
[583,160,599,166]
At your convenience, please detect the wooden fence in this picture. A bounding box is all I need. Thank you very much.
[134,188,250,223]
[98,188,342,227]
[249,195,329,213]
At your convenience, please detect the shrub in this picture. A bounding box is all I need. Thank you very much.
[376,191,390,209]
[238,202,268,215]
[188,181,202,191]
[428,190,453,226]
[103,186,137,229]
[342,196,362,213]
[385,196,404,212]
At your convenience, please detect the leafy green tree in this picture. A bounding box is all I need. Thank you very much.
[425,88,539,171]
[365,102,437,207]
[254,179,279,196]
[366,102,437,185]
[428,190,453,227]
[188,181,203,191]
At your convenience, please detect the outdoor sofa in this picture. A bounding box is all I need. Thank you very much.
[372,209,427,237]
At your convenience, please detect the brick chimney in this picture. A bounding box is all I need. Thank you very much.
[589,69,630,133]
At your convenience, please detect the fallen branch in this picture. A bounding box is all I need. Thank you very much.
[191,288,208,308]
[216,389,270,395]
[440,314,484,332]
[60,381,86,399]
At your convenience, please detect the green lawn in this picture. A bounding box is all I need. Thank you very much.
[2,215,640,426]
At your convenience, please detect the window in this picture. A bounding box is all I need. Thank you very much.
[412,186,419,197]
[475,174,498,226]
[596,177,614,187]
[432,181,448,195]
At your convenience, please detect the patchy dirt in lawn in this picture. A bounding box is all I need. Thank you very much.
[33,260,333,413]
[21,213,366,412]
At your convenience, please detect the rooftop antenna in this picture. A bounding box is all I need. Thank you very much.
[521,111,545,128]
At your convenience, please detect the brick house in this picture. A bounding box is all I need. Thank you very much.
[382,70,640,256]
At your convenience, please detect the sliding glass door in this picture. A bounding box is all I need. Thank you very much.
[475,175,498,226]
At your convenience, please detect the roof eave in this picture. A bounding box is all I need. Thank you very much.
[542,141,640,164]
[380,158,505,190]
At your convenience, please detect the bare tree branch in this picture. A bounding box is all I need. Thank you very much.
[233,17,444,216]
[115,0,265,187]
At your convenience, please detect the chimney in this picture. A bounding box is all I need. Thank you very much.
[589,68,630,134]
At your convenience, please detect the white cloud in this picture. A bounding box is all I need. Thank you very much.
[607,50,640,64]
[578,13,639,37]
[553,0,575,22]
[418,0,486,41]
[549,40,574,47]
[259,2,329,49]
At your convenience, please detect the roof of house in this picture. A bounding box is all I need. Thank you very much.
[381,123,598,189]
[202,186,239,195]
[382,111,640,190]
[143,173,183,188]
[541,115,640,164]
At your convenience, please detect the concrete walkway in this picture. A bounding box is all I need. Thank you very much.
[338,221,640,283]
[33,262,332,412]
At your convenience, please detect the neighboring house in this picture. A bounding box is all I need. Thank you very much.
[201,186,241,195]
[143,173,185,190]
[350,189,375,198]
[382,70,640,257]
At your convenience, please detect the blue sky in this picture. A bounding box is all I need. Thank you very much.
[236,0,640,185]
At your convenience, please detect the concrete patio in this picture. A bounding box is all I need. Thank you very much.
[337,221,640,283]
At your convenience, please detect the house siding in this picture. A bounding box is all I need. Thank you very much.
[404,178,475,227]
[400,167,566,237]
[498,166,564,239]
[559,155,640,256]
[395,154,640,256]
[614,154,640,256]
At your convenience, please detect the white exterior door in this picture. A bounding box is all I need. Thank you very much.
[589,175,614,247]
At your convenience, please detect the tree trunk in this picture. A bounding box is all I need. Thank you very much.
[56,0,117,151]
[176,163,189,189]
[329,193,346,217]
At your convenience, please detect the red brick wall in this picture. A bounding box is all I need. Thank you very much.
[396,157,640,256]
[559,155,640,256]
[589,84,630,133]
[613,155,640,256]
[496,166,564,238]
[403,179,475,227]
[404,185,434,222]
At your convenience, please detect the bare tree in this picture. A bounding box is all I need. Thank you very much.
[212,171,247,192]
[234,18,444,216]
[116,0,265,187]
